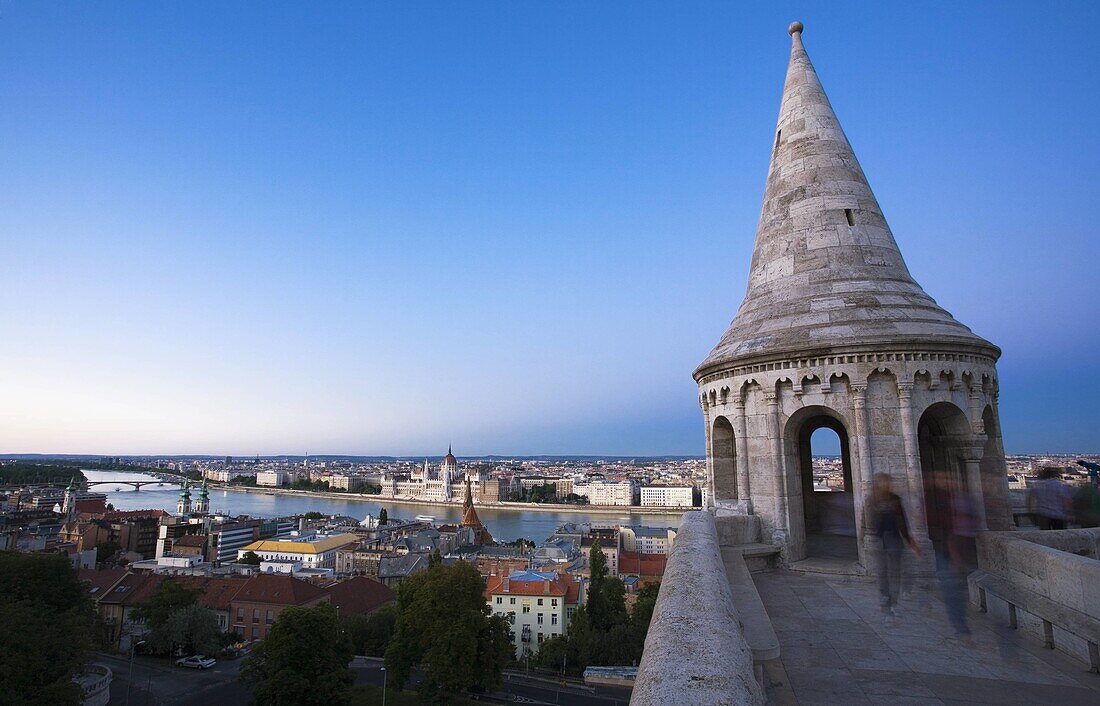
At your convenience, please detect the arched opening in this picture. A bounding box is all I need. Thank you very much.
[711,416,737,501]
[786,409,857,562]
[918,402,972,553]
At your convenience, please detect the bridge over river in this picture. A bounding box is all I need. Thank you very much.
[83,472,192,491]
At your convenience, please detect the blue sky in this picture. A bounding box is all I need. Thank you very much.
[1,2,1097,455]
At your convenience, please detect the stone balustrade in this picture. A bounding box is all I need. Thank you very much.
[969,528,1100,671]
[631,511,764,705]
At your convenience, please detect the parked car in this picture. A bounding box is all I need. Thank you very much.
[175,655,216,669]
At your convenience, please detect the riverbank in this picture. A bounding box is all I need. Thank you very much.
[216,484,687,517]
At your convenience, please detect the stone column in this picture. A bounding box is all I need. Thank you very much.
[701,396,715,510]
[763,390,788,545]
[964,444,989,531]
[968,386,986,434]
[896,383,928,536]
[850,385,871,549]
[733,395,751,506]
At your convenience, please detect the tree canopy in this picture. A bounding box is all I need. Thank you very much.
[0,551,98,706]
[238,551,262,566]
[241,602,354,706]
[135,579,222,656]
[344,603,398,657]
[385,561,512,703]
[538,570,661,676]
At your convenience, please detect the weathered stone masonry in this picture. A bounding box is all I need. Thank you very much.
[696,22,1013,572]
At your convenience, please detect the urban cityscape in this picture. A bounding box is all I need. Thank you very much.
[3,5,1099,706]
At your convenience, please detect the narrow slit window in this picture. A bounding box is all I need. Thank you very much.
[844,208,855,226]
[774,130,782,149]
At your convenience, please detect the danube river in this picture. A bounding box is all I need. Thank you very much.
[82,470,682,542]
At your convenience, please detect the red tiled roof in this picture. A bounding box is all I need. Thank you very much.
[484,573,578,603]
[98,572,167,606]
[231,574,329,607]
[78,567,127,598]
[79,509,169,521]
[324,576,395,616]
[617,550,667,578]
[175,576,248,611]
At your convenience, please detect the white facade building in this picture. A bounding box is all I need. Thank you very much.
[256,470,286,487]
[574,481,637,506]
[237,533,357,570]
[640,484,696,508]
[486,571,580,658]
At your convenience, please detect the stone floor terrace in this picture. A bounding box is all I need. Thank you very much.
[757,570,1100,705]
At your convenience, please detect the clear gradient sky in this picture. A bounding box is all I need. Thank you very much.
[2,2,1097,456]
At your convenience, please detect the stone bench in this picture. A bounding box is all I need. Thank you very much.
[722,545,781,682]
[715,514,782,572]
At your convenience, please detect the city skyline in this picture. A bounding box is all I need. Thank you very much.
[3,3,1098,456]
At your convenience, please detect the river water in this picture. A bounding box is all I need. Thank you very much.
[82,470,681,543]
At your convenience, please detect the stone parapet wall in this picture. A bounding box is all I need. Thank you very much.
[970,529,1100,670]
[631,511,764,706]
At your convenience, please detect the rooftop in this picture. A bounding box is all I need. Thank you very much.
[240,533,358,555]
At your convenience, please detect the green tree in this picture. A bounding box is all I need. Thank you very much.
[385,562,512,702]
[133,579,199,638]
[151,604,224,656]
[238,551,262,566]
[586,540,608,629]
[303,511,325,520]
[0,551,98,706]
[344,603,398,657]
[241,602,353,706]
[378,508,388,525]
[428,548,443,567]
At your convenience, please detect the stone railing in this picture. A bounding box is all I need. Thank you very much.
[968,529,1100,671]
[631,511,764,705]
[75,663,112,706]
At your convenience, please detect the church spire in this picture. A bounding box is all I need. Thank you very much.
[696,21,997,376]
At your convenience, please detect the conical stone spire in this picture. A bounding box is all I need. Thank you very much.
[696,22,997,377]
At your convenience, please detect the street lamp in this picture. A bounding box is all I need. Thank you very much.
[125,640,146,706]
[380,665,387,706]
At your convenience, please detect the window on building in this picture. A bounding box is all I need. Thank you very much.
[253,609,260,622]
[496,597,502,604]
[537,598,543,606]
[236,608,244,620]
[537,613,544,625]
[509,597,515,605]
[266,610,274,624]
[522,605,530,614]
[552,614,558,626]
[507,612,515,625]
[845,208,856,226]
[538,633,544,643]
[251,627,259,639]
[551,599,558,607]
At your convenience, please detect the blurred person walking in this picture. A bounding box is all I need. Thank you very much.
[1031,468,1071,530]
[869,473,920,621]
[927,470,976,641]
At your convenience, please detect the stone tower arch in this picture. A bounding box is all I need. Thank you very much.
[694,22,1012,573]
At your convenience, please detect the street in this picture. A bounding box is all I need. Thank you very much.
[352,658,631,706]
[92,653,630,706]
[93,652,248,706]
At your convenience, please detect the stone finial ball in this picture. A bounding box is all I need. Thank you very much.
[788,21,804,36]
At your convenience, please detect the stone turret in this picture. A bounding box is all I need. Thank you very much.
[177,481,192,517]
[696,22,1012,572]
[193,479,210,514]
[62,476,78,519]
